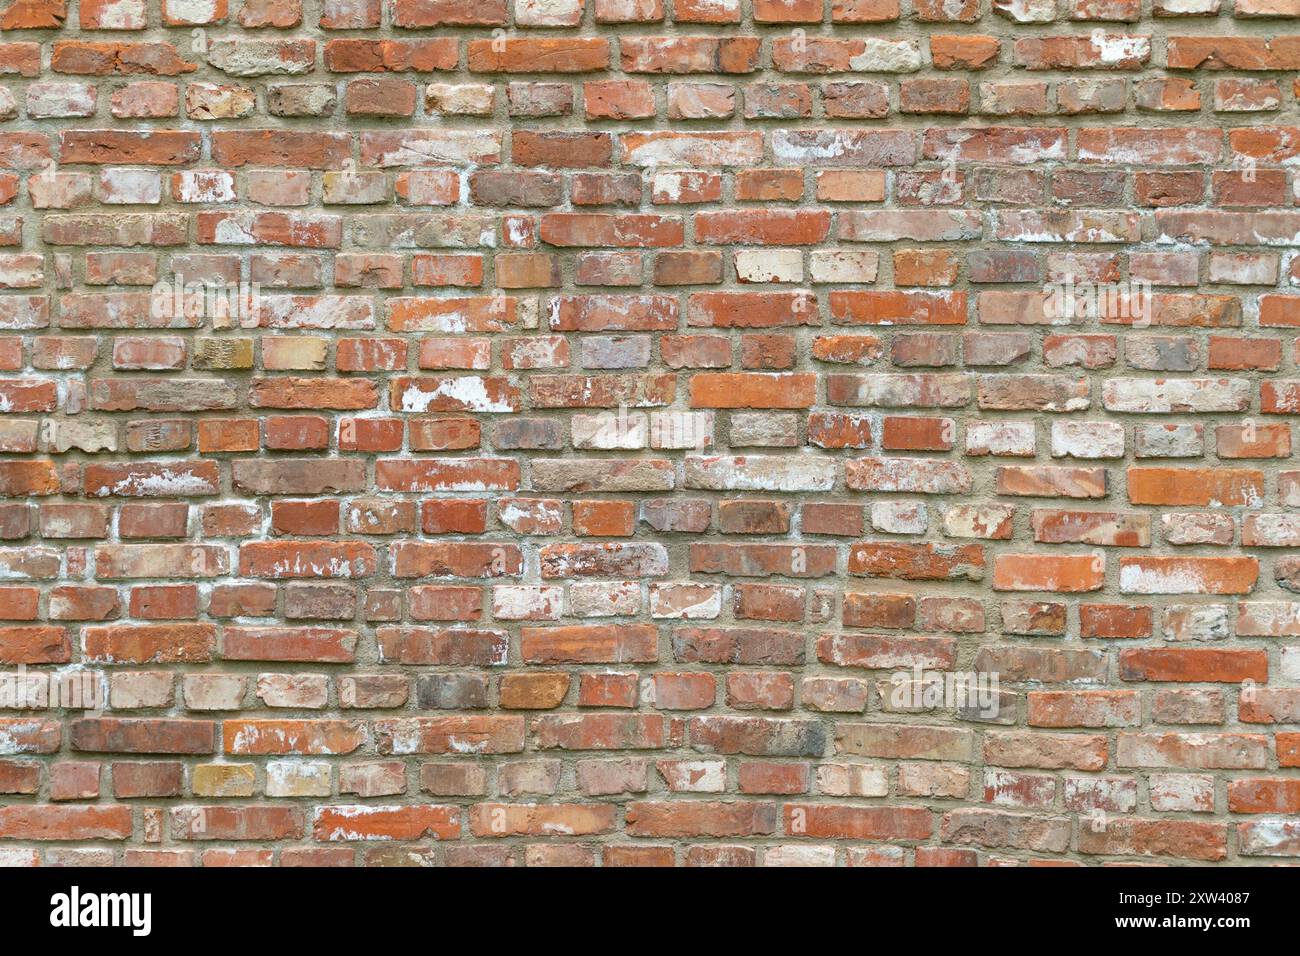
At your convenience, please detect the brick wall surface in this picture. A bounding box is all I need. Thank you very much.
[0,0,1298,868]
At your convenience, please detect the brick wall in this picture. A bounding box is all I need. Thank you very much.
[0,0,1298,867]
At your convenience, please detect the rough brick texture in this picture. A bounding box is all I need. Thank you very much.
[0,0,1298,868]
